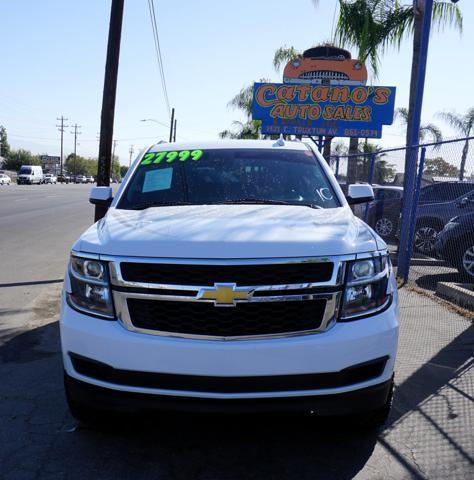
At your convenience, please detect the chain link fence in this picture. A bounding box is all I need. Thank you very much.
[328,137,474,313]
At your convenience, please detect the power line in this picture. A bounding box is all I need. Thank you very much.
[147,0,171,116]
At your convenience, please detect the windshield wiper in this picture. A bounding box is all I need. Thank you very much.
[219,199,322,209]
[129,201,193,210]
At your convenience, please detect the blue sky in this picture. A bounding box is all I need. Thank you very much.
[1,0,473,166]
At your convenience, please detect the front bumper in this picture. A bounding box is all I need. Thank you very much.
[60,289,398,411]
[65,373,393,415]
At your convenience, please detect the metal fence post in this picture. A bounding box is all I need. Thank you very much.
[400,147,427,282]
[398,0,434,280]
[364,153,376,223]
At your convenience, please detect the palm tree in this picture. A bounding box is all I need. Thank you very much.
[332,1,461,77]
[219,120,260,140]
[438,108,474,180]
[273,46,302,71]
[396,107,443,145]
[313,1,461,185]
[220,79,269,139]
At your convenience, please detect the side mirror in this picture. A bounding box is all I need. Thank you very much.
[458,197,471,208]
[89,186,113,207]
[346,184,374,205]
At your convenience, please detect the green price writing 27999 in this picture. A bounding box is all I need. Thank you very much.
[140,149,203,165]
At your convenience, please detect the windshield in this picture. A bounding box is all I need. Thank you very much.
[19,167,32,175]
[117,148,340,210]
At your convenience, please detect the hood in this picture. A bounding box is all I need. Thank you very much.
[75,204,380,259]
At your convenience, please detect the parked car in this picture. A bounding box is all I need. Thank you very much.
[17,165,43,184]
[58,174,71,184]
[75,175,87,184]
[418,181,474,205]
[0,173,12,185]
[435,212,474,279]
[415,189,474,254]
[86,176,95,184]
[359,186,403,239]
[43,173,57,184]
[62,140,399,427]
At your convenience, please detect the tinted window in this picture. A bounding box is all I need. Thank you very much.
[19,167,32,175]
[118,148,340,210]
[421,183,474,203]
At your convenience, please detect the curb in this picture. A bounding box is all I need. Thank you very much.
[436,282,474,311]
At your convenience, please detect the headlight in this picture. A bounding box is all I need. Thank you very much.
[340,255,392,320]
[67,255,114,318]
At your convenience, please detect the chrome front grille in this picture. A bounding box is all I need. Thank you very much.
[299,70,349,80]
[107,256,347,340]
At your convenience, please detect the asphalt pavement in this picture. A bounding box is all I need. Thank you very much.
[0,183,473,480]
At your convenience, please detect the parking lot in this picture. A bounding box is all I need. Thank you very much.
[0,184,472,480]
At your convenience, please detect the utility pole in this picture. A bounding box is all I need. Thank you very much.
[70,123,82,179]
[173,118,177,142]
[95,0,125,221]
[169,107,175,143]
[56,116,69,176]
[129,145,134,167]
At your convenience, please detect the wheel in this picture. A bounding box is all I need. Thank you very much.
[374,216,395,238]
[454,240,474,280]
[414,224,440,255]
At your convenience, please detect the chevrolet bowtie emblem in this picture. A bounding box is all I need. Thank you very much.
[197,283,254,307]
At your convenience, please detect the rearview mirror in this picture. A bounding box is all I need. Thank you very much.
[89,186,113,207]
[346,184,374,205]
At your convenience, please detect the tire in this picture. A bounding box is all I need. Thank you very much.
[414,223,441,255]
[374,216,395,238]
[455,240,474,280]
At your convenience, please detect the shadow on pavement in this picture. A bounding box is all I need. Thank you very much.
[415,272,467,293]
[0,320,473,479]
[0,279,63,288]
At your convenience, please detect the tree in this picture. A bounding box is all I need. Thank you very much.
[65,154,93,176]
[332,1,461,77]
[219,120,261,139]
[220,79,269,139]
[120,165,129,178]
[309,1,461,186]
[396,107,442,145]
[3,149,41,171]
[424,157,459,177]
[437,108,474,180]
[357,141,396,184]
[0,125,11,159]
[403,1,462,194]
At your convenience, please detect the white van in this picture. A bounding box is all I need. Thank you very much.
[17,165,44,185]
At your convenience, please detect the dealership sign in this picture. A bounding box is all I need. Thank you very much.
[252,83,396,138]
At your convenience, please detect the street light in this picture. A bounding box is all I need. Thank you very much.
[141,113,175,142]
[140,118,169,129]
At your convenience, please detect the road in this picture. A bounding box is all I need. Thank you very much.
[0,184,473,480]
[0,184,94,334]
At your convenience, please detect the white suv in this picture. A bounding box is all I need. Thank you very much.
[61,140,399,426]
